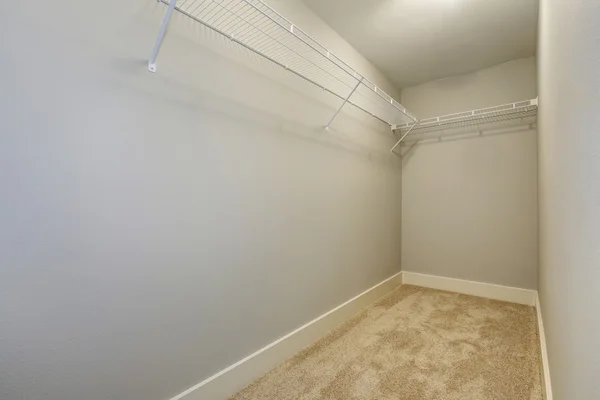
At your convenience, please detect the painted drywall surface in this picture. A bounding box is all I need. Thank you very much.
[268,0,400,97]
[400,57,537,119]
[537,0,600,398]
[303,0,538,88]
[0,1,402,400]
[400,58,538,289]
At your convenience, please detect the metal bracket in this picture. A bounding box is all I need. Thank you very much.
[325,77,364,131]
[148,0,178,73]
[390,120,420,154]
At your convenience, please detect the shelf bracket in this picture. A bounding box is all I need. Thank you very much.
[148,0,178,73]
[325,77,364,131]
[390,120,420,154]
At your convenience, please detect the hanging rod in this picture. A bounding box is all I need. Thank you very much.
[390,98,538,151]
[147,0,417,130]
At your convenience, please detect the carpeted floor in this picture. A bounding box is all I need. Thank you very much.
[231,285,542,400]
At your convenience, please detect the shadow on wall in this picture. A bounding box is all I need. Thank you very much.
[400,124,536,167]
[114,57,400,167]
[400,141,419,168]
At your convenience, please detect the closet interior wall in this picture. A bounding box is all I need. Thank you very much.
[537,0,600,397]
[0,1,403,400]
[400,57,539,289]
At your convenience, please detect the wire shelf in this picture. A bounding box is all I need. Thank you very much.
[393,99,538,136]
[149,0,416,128]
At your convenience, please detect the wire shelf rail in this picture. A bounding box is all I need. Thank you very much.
[148,0,417,130]
[390,99,538,152]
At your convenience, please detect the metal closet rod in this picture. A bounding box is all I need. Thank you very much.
[147,0,417,130]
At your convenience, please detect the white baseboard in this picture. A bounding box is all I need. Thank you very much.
[170,271,546,400]
[536,293,553,400]
[170,272,403,400]
[401,271,537,306]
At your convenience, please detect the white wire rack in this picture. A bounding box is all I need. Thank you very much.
[148,0,417,129]
[390,99,538,152]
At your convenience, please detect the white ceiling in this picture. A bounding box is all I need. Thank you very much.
[303,0,538,89]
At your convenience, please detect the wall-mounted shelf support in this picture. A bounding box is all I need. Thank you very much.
[148,0,177,73]
[390,120,419,154]
[325,77,363,131]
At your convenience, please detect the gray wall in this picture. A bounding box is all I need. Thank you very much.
[400,58,539,289]
[0,1,403,399]
[538,1,600,398]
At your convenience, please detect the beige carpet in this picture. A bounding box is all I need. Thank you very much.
[231,285,543,400]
